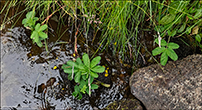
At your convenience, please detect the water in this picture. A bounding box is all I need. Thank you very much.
[1,24,134,109]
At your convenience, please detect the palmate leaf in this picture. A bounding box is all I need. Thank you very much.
[91,65,105,73]
[90,56,101,68]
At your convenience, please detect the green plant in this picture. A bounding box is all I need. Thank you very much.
[152,38,179,66]
[22,10,48,47]
[62,53,105,99]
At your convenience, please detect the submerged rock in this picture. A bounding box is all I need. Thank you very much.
[130,54,202,109]
[103,99,143,110]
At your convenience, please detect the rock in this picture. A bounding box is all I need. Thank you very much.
[129,54,202,109]
[103,99,143,110]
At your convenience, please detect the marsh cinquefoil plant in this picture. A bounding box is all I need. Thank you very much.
[62,53,105,99]
[152,38,179,66]
[22,11,48,47]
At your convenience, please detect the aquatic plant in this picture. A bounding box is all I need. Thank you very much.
[22,10,48,47]
[62,53,105,99]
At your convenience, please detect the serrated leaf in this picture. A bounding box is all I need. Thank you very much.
[91,84,99,89]
[154,38,167,46]
[91,66,105,73]
[75,71,81,83]
[178,22,186,33]
[167,43,179,49]
[166,48,178,61]
[195,34,201,42]
[152,47,166,56]
[159,14,176,25]
[90,56,101,68]
[82,53,90,67]
[38,32,48,39]
[160,51,168,66]
[39,24,48,32]
[90,71,98,78]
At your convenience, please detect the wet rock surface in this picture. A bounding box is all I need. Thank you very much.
[130,54,202,109]
[103,99,143,110]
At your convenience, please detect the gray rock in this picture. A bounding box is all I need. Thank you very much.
[129,54,202,109]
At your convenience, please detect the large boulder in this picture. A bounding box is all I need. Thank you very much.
[130,54,202,109]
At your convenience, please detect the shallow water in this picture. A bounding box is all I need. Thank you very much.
[0,25,134,109]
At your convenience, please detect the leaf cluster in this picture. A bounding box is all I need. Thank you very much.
[152,38,179,66]
[22,11,48,47]
[62,53,105,99]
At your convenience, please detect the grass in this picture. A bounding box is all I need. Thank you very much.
[1,0,201,68]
